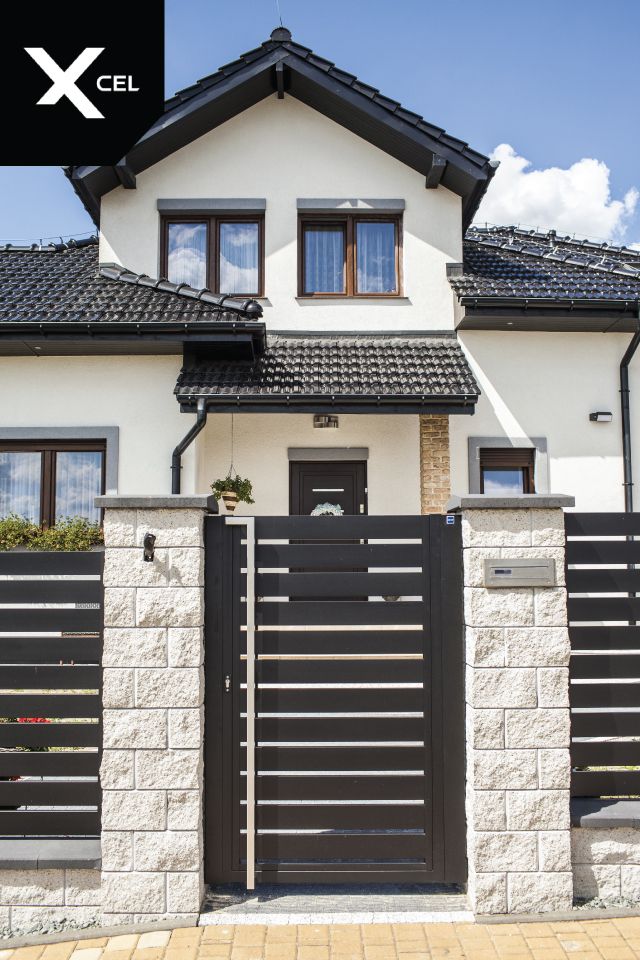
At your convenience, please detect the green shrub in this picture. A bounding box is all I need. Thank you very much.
[0,515,103,551]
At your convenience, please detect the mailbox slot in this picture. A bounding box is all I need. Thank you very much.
[484,558,556,588]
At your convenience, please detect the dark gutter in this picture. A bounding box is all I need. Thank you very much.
[458,296,640,312]
[177,396,478,415]
[171,398,208,495]
[620,304,640,512]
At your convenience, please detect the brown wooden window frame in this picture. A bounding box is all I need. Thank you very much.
[298,213,403,298]
[0,440,106,528]
[479,447,536,495]
[160,214,265,297]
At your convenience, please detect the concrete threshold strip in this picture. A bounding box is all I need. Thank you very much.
[5,905,640,949]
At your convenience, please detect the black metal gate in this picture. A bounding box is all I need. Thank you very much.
[204,514,465,886]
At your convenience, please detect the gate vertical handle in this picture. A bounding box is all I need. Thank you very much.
[225,515,256,891]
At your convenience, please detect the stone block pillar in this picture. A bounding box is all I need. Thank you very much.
[95,495,216,925]
[419,414,450,514]
[450,494,575,914]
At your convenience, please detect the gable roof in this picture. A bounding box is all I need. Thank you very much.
[66,27,495,229]
[0,237,263,332]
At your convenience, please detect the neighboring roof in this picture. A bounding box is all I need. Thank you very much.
[67,27,495,230]
[175,333,479,413]
[454,226,640,303]
[0,237,263,330]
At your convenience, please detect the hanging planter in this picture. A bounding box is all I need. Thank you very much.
[211,473,255,513]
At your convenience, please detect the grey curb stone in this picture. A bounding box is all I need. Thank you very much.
[96,496,218,512]
[447,494,575,511]
[0,839,100,870]
[571,799,640,829]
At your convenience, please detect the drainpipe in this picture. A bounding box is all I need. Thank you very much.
[171,398,207,495]
[620,304,640,512]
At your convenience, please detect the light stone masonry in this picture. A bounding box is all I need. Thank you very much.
[572,826,640,900]
[460,502,573,914]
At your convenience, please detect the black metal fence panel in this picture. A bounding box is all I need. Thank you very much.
[566,513,640,798]
[0,551,103,836]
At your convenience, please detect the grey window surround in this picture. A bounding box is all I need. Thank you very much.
[157,198,266,215]
[0,427,119,495]
[297,199,405,213]
[288,447,369,461]
[468,436,549,495]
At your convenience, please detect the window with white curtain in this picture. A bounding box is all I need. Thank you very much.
[162,216,263,295]
[300,215,400,296]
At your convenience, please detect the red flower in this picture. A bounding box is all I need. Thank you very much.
[17,717,49,724]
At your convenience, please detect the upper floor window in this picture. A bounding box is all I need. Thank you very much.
[480,448,535,495]
[161,215,264,296]
[0,441,105,527]
[299,215,401,296]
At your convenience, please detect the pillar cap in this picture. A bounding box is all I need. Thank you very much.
[447,494,575,511]
[96,495,218,512]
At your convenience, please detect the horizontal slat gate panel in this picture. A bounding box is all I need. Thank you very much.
[571,655,640,679]
[253,631,424,657]
[570,684,640,708]
[0,637,101,663]
[249,689,424,713]
[0,694,101,718]
[253,775,424,801]
[0,781,100,804]
[570,626,640,650]
[571,741,640,766]
[254,601,424,627]
[245,747,425,771]
[0,552,103,575]
[0,666,101,689]
[256,517,423,539]
[572,770,640,797]
[567,568,640,592]
[571,712,640,737]
[566,540,640,564]
[255,717,425,742]
[247,660,423,683]
[255,544,423,568]
[247,804,425,831]
[0,581,102,603]
[569,597,640,621]
[0,722,100,748]
[0,609,102,632]
[256,573,423,598]
[245,834,426,860]
[0,812,99,835]
[0,751,100,776]
[566,513,640,536]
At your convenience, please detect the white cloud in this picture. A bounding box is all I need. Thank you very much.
[475,144,639,243]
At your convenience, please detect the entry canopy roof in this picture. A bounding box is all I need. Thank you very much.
[175,333,479,414]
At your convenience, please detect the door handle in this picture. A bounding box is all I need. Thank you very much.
[224,674,231,693]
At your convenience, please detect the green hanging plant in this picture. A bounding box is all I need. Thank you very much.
[211,473,255,506]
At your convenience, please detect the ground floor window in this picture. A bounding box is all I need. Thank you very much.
[479,447,535,495]
[0,441,105,526]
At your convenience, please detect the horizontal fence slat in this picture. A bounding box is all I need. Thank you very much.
[0,609,102,633]
[255,572,423,599]
[0,722,100,748]
[256,516,423,540]
[255,775,425,801]
[571,769,640,797]
[249,659,423,684]
[0,581,102,604]
[245,834,426,861]
[566,541,640,564]
[565,513,640,537]
[567,569,640,593]
[0,811,99,835]
[248,804,425,831]
[0,780,99,804]
[0,552,103,575]
[0,665,101,689]
[570,626,640,650]
[253,631,424,657]
[0,636,101,664]
[572,741,640,766]
[254,601,424,627]
[571,712,640,737]
[0,694,101,718]
[249,688,424,712]
[0,751,100,776]
[255,717,425,742]
[246,746,425,772]
[568,597,640,621]
[571,654,640,680]
[255,544,423,568]
[570,683,640,708]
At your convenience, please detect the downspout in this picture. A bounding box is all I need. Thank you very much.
[620,303,640,512]
[171,398,207,495]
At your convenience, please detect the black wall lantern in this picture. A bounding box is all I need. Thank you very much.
[143,533,156,562]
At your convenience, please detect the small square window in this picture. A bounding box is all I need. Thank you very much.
[299,214,401,297]
[480,448,535,495]
[162,215,263,296]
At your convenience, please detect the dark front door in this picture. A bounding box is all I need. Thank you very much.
[290,461,367,516]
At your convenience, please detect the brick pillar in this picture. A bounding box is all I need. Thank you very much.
[419,414,450,514]
[452,495,575,914]
[96,495,215,925]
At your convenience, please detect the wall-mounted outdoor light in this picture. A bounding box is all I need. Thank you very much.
[313,415,339,429]
[143,533,156,562]
[589,411,613,423]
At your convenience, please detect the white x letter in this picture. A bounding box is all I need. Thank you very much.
[25,47,105,119]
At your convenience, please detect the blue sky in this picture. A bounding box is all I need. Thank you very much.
[2,0,639,245]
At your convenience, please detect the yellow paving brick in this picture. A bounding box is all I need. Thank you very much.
[170,929,203,941]
[197,945,232,958]
[394,940,427,953]
[137,933,171,951]
[330,949,364,960]
[104,937,140,954]
[580,922,620,935]
[599,949,636,960]
[202,928,236,943]
[131,949,165,960]
[97,952,134,960]
[165,950,198,960]
[330,927,362,943]
[296,946,330,960]
[363,944,395,959]
[0,951,14,960]
[40,944,78,960]
[261,944,296,960]
[230,928,266,948]
[12,948,45,960]
[263,929,296,945]
[69,949,104,960]
[395,953,430,960]
[297,927,330,945]
[392,926,426,942]
[228,948,264,960]
[361,927,394,945]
